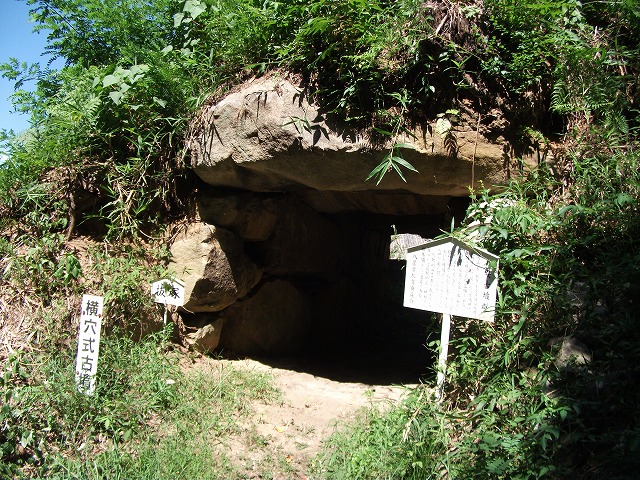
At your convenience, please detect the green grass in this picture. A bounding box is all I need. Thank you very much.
[312,387,449,480]
[1,326,281,479]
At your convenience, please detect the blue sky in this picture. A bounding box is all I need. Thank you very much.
[0,0,59,134]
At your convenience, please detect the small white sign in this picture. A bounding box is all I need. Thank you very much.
[403,237,499,322]
[75,294,104,396]
[151,278,185,307]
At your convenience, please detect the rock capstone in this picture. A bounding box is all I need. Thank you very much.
[189,76,510,214]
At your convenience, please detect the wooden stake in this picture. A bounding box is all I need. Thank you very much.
[436,313,451,402]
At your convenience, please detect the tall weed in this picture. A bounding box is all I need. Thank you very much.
[1,327,178,478]
[314,388,449,480]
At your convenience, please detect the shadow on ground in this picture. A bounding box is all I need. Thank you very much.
[226,294,437,385]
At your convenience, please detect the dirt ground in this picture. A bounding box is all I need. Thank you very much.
[202,352,425,479]
[188,302,435,478]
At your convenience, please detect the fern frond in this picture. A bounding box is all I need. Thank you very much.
[551,80,570,114]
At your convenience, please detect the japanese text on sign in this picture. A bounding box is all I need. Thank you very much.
[75,294,104,395]
[403,237,499,322]
[150,278,185,307]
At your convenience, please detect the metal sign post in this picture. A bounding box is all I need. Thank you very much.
[403,237,499,402]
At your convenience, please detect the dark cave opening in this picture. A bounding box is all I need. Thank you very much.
[183,191,471,385]
[276,199,470,385]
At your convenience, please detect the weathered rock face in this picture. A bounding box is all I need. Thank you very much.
[551,336,592,370]
[197,188,278,241]
[250,199,342,276]
[185,318,225,354]
[219,280,310,356]
[172,75,515,356]
[169,223,262,313]
[189,76,509,214]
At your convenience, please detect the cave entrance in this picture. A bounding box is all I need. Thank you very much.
[189,191,470,385]
[289,213,443,385]
[271,209,470,383]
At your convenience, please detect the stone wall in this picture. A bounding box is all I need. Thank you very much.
[173,194,400,355]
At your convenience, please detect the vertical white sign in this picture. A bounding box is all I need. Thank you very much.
[75,294,104,396]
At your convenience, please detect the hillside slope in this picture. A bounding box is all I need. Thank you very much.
[1,1,639,477]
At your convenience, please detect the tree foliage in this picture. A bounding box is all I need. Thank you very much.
[2,0,639,233]
[28,0,178,66]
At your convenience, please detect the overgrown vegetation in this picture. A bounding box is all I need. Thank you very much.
[315,144,640,479]
[1,0,640,477]
[1,326,281,478]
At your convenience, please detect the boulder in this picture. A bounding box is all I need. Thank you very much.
[219,280,310,355]
[390,233,430,260]
[189,76,509,213]
[185,318,225,354]
[169,223,262,312]
[299,190,453,215]
[551,336,592,369]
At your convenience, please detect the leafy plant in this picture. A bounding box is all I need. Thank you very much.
[0,327,179,477]
[366,90,419,184]
[314,387,450,480]
[83,243,171,333]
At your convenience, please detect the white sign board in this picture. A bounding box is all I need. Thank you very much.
[403,237,499,322]
[75,294,104,396]
[151,278,185,307]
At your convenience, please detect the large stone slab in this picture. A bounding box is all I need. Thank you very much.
[189,76,507,208]
[251,199,342,276]
[219,280,310,355]
[197,189,278,241]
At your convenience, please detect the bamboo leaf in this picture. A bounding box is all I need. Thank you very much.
[391,155,419,172]
[391,161,408,182]
[393,143,417,150]
[365,159,389,182]
[373,127,394,136]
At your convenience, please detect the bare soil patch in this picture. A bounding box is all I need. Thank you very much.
[188,354,421,479]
